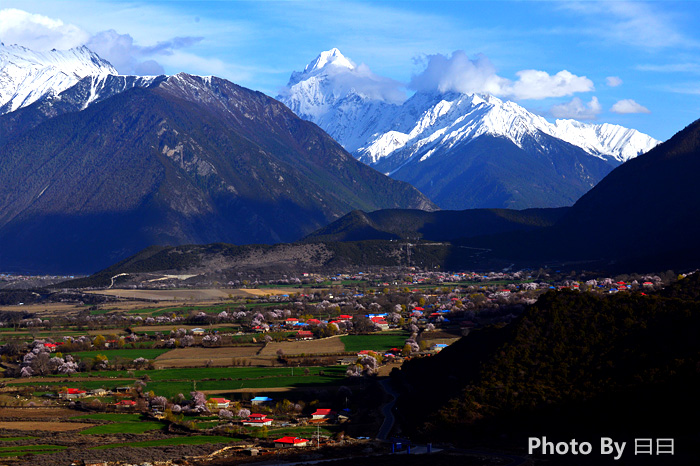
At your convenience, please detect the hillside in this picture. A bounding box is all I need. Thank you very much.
[454,117,700,272]
[305,207,568,242]
[0,73,433,274]
[395,275,700,463]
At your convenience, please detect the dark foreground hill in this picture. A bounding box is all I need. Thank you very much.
[395,274,700,465]
[0,73,433,274]
[61,206,569,287]
[304,207,567,242]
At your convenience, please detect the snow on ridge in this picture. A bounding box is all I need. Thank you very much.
[282,48,661,169]
[353,91,659,167]
[0,43,117,113]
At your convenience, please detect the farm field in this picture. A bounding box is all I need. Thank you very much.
[70,348,171,361]
[153,346,266,367]
[73,413,167,434]
[259,336,346,356]
[340,332,410,353]
[85,287,300,301]
[8,365,348,398]
[0,421,95,431]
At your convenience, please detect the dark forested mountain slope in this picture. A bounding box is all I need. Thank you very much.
[304,206,568,243]
[0,73,434,274]
[459,118,700,271]
[396,278,700,463]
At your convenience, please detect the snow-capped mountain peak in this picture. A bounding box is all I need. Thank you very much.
[304,48,355,74]
[279,49,661,209]
[280,49,659,169]
[0,43,117,114]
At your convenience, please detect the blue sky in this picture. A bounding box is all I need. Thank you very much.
[1,1,699,141]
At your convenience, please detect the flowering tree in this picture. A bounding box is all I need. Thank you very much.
[190,391,208,413]
[181,335,195,347]
[219,409,234,420]
[151,396,168,409]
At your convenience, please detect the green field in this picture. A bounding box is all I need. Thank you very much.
[127,302,238,316]
[341,332,409,353]
[73,413,166,435]
[0,444,67,457]
[13,365,348,398]
[68,348,171,361]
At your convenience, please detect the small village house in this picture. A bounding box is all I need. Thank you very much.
[242,413,273,426]
[274,436,309,448]
[58,388,86,400]
[207,397,231,409]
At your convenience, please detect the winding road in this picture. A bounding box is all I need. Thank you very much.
[376,378,398,441]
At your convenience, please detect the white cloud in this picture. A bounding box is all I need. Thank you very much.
[0,8,88,50]
[323,62,406,104]
[509,69,593,100]
[408,51,593,100]
[87,30,202,75]
[606,76,623,87]
[0,9,203,76]
[637,63,700,73]
[559,1,699,50]
[408,51,508,96]
[611,99,650,114]
[551,96,602,120]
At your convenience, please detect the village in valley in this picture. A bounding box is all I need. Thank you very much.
[0,268,675,465]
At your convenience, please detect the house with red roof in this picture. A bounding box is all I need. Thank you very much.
[296,330,314,340]
[242,413,273,426]
[311,408,337,420]
[370,316,389,331]
[44,343,58,352]
[116,400,137,408]
[206,397,231,409]
[58,388,86,400]
[274,436,309,448]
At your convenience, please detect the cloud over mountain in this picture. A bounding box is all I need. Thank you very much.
[611,99,650,114]
[0,8,88,50]
[87,30,202,75]
[0,8,200,76]
[551,96,602,120]
[408,50,594,100]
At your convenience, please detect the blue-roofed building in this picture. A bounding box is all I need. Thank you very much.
[251,396,273,405]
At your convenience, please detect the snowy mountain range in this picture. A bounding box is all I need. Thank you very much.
[279,49,660,209]
[0,43,662,212]
[0,45,432,273]
[0,43,163,117]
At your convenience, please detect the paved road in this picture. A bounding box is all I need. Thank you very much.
[377,378,398,441]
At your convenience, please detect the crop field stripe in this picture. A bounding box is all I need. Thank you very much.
[79,421,166,435]
[68,348,171,360]
[340,332,409,353]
